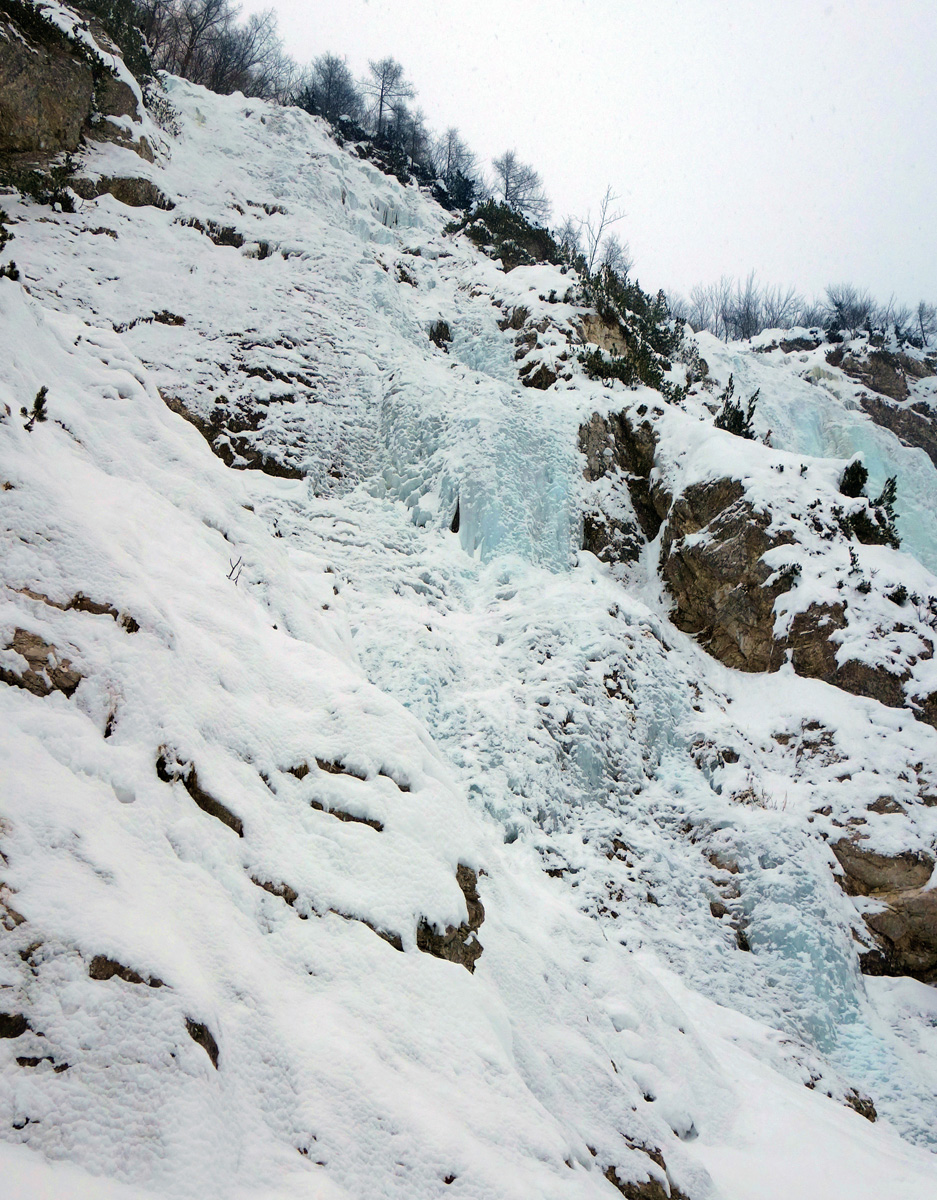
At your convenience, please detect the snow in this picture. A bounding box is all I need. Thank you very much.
[1,31,937,1199]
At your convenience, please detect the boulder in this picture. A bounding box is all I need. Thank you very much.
[863,888,937,980]
[72,174,172,209]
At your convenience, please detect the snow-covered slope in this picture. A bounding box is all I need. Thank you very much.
[2,46,937,1200]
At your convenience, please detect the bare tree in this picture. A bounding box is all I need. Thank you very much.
[599,231,633,277]
[581,185,626,276]
[137,0,176,60]
[298,52,362,123]
[362,57,413,138]
[203,8,286,97]
[685,282,715,333]
[175,0,230,80]
[917,301,937,346]
[728,270,763,340]
[556,215,582,261]
[798,297,827,328]
[714,276,735,341]
[432,127,476,185]
[491,149,550,222]
[761,282,801,330]
[825,283,874,337]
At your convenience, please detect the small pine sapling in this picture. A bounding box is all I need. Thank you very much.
[846,472,901,549]
[714,375,759,439]
[839,459,868,497]
[21,387,48,431]
[0,209,18,280]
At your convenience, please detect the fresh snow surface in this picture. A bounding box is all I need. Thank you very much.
[1,68,936,1200]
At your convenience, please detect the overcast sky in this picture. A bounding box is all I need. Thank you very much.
[241,0,936,306]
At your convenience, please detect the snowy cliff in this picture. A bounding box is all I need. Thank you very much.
[2,13,937,1200]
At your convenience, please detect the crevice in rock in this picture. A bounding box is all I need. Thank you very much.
[0,1012,30,1038]
[156,750,244,837]
[309,800,383,832]
[88,954,163,988]
[185,1018,219,1068]
[14,586,139,631]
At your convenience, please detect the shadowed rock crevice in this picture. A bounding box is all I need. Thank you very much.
[0,1011,29,1038]
[88,954,164,988]
[185,1018,219,1068]
[156,750,244,837]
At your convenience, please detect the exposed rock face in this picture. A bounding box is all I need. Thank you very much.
[0,627,81,696]
[0,5,93,154]
[579,406,935,725]
[661,482,919,712]
[832,842,934,896]
[0,0,149,171]
[416,864,484,973]
[660,479,786,671]
[579,408,665,567]
[89,955,164,988]
[830,347,936,402]
[72,173,172,208]
[832,840,937,980]
[604,1163,691,1200]
[160,391,304,479]
[185,1018,220,1068]
[863,890,937,981]
[156,749,245,837]
[861,396,937,469]
[580,312,629,357]
[579,408,668,556]
[519,360,557,390]
[428,318,451,348]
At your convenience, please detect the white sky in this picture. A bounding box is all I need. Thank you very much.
[241,0,937,306]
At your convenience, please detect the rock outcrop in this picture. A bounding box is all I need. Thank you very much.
[832,840,937,980]
[415,864,484,972]
[0,0,94,155]
[829,346,937,403]
[861,396,937,470]
[0,627,81,696]
[579,407,667,566]
[0,0,151,175]
[579,404,937,727]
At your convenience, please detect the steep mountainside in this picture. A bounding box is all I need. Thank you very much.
[2,8,937,1200]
